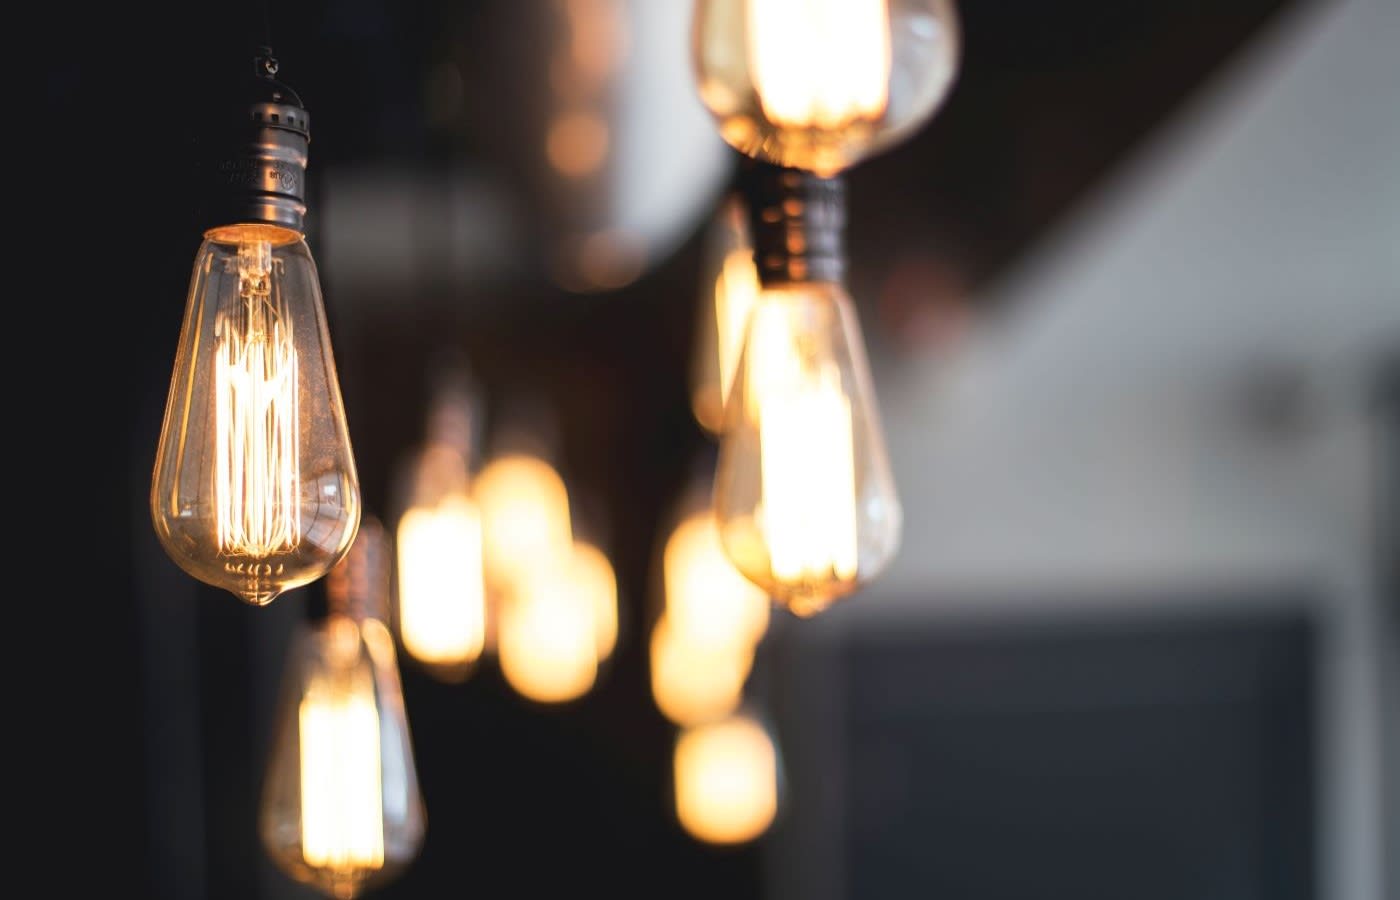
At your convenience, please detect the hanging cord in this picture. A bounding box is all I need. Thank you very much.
[255,0,277,78]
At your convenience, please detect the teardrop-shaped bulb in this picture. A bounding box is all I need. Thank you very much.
[693,0,960,175]
[260,614,425,899]
[151,224,361,605]
[714,282,901,615]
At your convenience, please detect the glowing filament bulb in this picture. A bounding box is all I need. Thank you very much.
[748,302,858,586]
[714,284,900,615]
[747,0,891,130]
[299,665,385,874]
[216,239,302,559]
[650,614,752,727]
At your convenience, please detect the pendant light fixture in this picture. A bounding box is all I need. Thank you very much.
[151,45,360,606]
[692,0,961,615]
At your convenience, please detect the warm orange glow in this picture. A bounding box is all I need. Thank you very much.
[474,455,573,589]
[497,559,598,703]
[215,238,301,571]
[714,248,761,418]
[573,542,619,661]
[650,614,752,727]
[747,0,891,130]
[396,495,486,670]
[746,298,859,589]
[664,513,769,649]
[674,715,778,844]
[298,628,385,888]
[547,111,611,177]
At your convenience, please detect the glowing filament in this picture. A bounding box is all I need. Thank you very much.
[299,671,385,875]
[748,303,859,586]
[215,239,300,559]
[396,497,486,667]
[748,0,891,129]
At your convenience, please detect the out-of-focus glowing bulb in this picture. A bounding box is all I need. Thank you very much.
[573,541,619,661]
[664,512,769,649]
[650,614,752,726]
[715,282,900,616]
[152,225,360,605]
[498,555,598,703]
[673,715,778,844]
[396,489,486,678]
[693,0,960,175]
[261,522,424,899]
[691,198,762,434]
[474,454,573,590]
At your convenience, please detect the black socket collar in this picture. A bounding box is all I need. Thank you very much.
[743,162,846,287]
[199,48,311,234]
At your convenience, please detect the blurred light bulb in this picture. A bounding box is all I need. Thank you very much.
[650,613,752,726]
[674,715,779,844]
[693,0,960,175]
[691,197,762,434]
[715,282,901,616]
[474,454,573,591]
[152,225,360,605]
[261,522,424,899]
[664,512,769,649]
[498,552,599,703]
[395,447,486,679]
[573,541,619,661]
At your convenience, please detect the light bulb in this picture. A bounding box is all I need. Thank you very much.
[152,57,359,606]
[497,550,600,704]
[664,512,769,649]
[650,613,753,726]
[715,281,901,616]
[673,714,779,845]
[693,0,960,175]
[395,446,487,680]
[573,541,619,661]
[473,454,573,591]
[261,521,424,899]
[691,197,762,434]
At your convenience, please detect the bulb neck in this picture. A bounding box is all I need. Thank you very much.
[743,163,846,288]
[320,517,387,624]
[199,48,311,235]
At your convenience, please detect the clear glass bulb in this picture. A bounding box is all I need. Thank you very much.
[151,224,360,605]
[693,0,960,175]
[673,714,779,844]
[395,445,487,681]
[714,282,901,615]
[260,614,425,899]
[691,197,762,434]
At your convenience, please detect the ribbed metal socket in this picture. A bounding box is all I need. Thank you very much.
[322,517,389,624]
[744,163,846,286]
[200,59,311,233]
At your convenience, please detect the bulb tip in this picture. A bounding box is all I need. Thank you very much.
[235,587,282,606]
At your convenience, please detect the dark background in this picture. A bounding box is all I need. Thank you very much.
[41,1,1389,898]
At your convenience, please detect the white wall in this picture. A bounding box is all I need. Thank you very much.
[834,1,1398,897]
